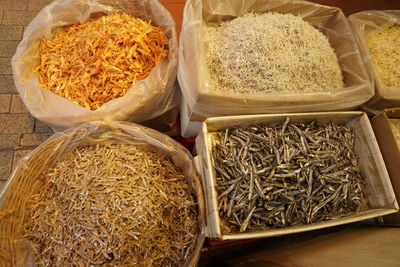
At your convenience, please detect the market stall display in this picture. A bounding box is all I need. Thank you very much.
[2,0,400,265]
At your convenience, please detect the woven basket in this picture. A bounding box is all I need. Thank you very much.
[0,122,205,266]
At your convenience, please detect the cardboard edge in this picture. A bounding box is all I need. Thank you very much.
[220,208,397,240]
[199,121,222,238]
[359,113,399,210]
[205,111,363,131]
[371,113,400,224]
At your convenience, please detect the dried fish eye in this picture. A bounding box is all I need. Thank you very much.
[211,118,367,233]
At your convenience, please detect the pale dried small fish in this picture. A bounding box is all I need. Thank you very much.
[23,143,198,266]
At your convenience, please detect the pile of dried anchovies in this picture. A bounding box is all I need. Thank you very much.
[23,143,198,266]
[211,119,367,233]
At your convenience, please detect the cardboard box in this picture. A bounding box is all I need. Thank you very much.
[180,98,202,138]
[371,109,400,225]
[349,11,400,110]
[179,0,372,119]
[195,111,398,240]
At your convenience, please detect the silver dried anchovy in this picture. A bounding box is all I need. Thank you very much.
[211,118,367,233]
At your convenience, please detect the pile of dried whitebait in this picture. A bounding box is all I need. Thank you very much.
[23,143,198,266]
[205,13,343,94]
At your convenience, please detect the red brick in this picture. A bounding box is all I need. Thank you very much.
[0,0,28,10]
[0,75,16,93]
[0,114,34,134]
[20,132,52,146]
[0,150,13,180]
[0,26,23,40]
[0,93,11,112]
[10,94,28,113]
[0,58,12,74]
[2,10,38,25]
[0,134,20,149]
[12,148,33,170]
[0,41,19,57]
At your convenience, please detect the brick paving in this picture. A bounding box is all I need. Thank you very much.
[0,0,53,190]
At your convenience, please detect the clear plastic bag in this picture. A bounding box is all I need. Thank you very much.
[0,121,205,267]
[178,0,373,117]
[349,10,400,111]
[12,0,179,131]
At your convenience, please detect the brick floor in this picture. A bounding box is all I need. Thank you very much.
[0,93,10,112]
[0,114,34,133]
[0,133,20,148]
[0,40,19,57]
[20,132,52,146]
[0,58,12,74]
[0,0,53,183]
[34,119,53,133]
[10,94,28,113]
[0,150,13,180]
[2,10,38,25]
[0,25,23,40]
[0,75,16,93]
[0,0,28,11]
[27,0,53,10]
